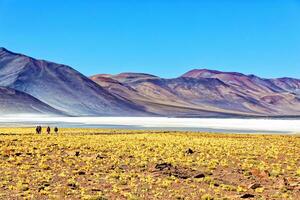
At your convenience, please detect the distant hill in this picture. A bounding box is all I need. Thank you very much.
[0,48,146,116]
[91,69,300,117]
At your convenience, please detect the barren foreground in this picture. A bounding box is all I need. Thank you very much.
[0,128,299,199]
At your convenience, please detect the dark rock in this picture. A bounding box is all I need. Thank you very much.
[155,163,172,170]
[22,186,29,191]
[75,151,80,157]
[248,183,261,189]
[186,148,194,154]
[96,154,105,159]
[240,194,255,198]
[194,173,205,178]
[78,171,86,175]
[173,173,189,179]
[67,183,78,189]
[91,188,102,192]
[42,182,50,187]
[15,153,22,156]
[38,186,45,192]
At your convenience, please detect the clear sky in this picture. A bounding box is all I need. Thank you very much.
[0,0,300,78]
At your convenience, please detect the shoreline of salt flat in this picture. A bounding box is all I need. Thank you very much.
[0,116,299,134]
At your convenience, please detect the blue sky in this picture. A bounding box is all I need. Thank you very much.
[0,0,300,78]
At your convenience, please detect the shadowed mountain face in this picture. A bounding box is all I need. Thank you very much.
[0,86,62,115]
[91,70,300,117]
[0,48,146,116]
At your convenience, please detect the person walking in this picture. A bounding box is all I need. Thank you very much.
[54,127,58,134]
[46,126,51,134]
[36,126,42,134]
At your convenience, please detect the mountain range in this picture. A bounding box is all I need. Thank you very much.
[1,47,300,117]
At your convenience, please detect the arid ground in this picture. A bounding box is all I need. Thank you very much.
[0,128,299,199]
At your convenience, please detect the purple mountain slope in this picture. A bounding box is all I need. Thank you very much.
[0,86,62,115]
[1,47,299,117]
[0,48,147,116]
[91,70,300,117]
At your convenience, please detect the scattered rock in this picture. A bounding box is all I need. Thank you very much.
[248,183,261,190]
[240,194,255,198]
[15,153,22,156]
[186,148,194,154]
[67,183,78,190]
[173,173,189,179]
[155,163,172,171]
[41,181,51,187]
[78,171,86,175]
[38,186,45,192]
[91,188,102,192]
[110,165,116,170]
[96,154,105,159]
[22,186,29,191]
[194,173,205,178]
[154,163,207,180]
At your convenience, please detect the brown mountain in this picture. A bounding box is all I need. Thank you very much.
[91,70,300,117]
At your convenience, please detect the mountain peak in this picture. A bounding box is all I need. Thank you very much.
[182,68,245,78]
[0,47,20,57]
[182,69,221,78]
[0,47,9,53]
[116,72,158,78]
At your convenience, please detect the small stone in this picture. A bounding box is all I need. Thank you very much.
[194,173,205,178]
[22,186,29,191]
[78,171,86,175]
[91,188,102,192]
[38,186,45,192]
[248,183,261,189]
[96,154,105,159]
[174,173,189,179]
[186,148,194,154]
[75,151,80,157]
[43,183,50,187]
[155,163,172,170]
[240,194,255,198]
[67,183,78,189]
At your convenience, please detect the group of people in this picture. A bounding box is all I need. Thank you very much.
[36,126,59,134]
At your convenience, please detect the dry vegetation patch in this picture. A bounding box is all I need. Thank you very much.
[0,128,299,199]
